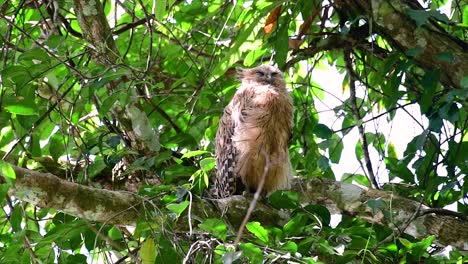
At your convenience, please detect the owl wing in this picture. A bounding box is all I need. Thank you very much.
[214,105,240,198]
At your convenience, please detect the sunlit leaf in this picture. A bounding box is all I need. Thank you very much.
[0,161,16,186]
[4,103,37,116]
[181,150,209,159]
[141,238,157,264]
[155,0,167,21]
[246,222,269,243]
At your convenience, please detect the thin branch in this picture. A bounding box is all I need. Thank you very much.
[420,208,467,221]
[233,154,270,247]
[344,49,380,189]
[333,102,415,134]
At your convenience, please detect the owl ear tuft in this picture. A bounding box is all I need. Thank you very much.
[236,68,246,79]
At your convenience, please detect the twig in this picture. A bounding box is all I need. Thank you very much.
[419,208,467,221]
[376,196,425,247]
[344,49,380,189]
[233,154,270,246]
[333,102,415,134]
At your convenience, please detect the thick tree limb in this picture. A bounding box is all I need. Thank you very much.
[339,0,468,90]
[1,165,467,250]
[5,165,142,225]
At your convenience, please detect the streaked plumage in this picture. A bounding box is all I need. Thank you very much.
[214,65,293,198]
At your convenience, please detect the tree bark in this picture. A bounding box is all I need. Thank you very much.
[1,164,467,250]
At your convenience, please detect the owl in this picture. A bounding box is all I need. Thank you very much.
[214,65,293,198]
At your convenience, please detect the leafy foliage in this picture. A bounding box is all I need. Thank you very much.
[0,0,467,263]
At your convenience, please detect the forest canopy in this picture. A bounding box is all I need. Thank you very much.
[0,0,467,263]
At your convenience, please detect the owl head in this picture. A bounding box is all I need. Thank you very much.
[238,65,286,90]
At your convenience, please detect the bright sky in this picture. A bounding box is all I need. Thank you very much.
[312,65,427,184]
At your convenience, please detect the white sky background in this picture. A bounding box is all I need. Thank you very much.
[312,65,427,184]
[308,0,456,185]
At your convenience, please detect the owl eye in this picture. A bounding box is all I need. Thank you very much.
[271,72,279,77]
[255,70,265,76]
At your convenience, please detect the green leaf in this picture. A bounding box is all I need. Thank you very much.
[0,184,9,200]
[244,48,267,67]
[407,9,430,27]
[166,201,189,217]
[382,72,402,110]
[317,155,329,170]
[141,238,157,264]
[49,134,66,161]
[405,47,423,57]
[99,90,123,118]
[65,254,87,264]
[428,9,450,23]
[355,141,363,160]
[200,157,215,172]
[279,241,298,254]
[435,52,454,63]
[155,0,167,21]
[304,204,331,226]
[410,235,435,257]
[428,113,443,132]
[268,190,300,209]
[246,222,269,243]
[239,243,263,264]
[108,226,123,240]
[463,5,468,26]
[18,47,50,63]
[11,204,23,232]
[4,103,37,116]
[313,123,333,139]
[163,164,197,179]
[341,115,354,135]
[461,75,468,89]
[385,157,414,182]
[0,161,16,186]
[181,150,209,159]
[199,218,227,240]
[329,135,343,164]
[156,236,180,263]
[274,19,289,69]
[420,70,440,113]
[283,213,308,236]
[86,156,108,180]
[387,142,398,159]
[366,198,385,214]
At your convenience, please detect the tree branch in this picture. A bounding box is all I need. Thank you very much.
[344,49,380,189]
[339,0,468,90]
[1,164,467,250]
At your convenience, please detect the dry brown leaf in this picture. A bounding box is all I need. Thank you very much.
[264,5,282,34]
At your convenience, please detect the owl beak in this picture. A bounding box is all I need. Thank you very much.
[266,75,272,83]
